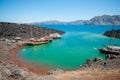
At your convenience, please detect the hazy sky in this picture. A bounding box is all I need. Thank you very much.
[0,0,120,23]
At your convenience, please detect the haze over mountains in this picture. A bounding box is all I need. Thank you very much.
[31,15,120,25]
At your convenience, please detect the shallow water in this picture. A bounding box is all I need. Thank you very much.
[18,25,120,70]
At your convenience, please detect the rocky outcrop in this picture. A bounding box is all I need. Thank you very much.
[0,22,65,39]
[79,54,120,70]
[104,30,120,39]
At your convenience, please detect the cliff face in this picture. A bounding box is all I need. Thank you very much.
[88,15,120,25]
[0,22,65,39]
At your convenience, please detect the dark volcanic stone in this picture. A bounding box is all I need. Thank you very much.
[79,55,120,70]
[104,30,120,39]
[0,22,65,39]
[9,70,24,79]
[106,54,119,59]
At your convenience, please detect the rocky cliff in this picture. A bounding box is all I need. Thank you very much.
[104,30,120,39]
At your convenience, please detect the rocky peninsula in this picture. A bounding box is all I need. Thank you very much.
[0,22,64,39]
[0,22,120,80]
[104,30,120,39]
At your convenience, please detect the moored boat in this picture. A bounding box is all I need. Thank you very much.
[98,25,120,55]
[26,37,50,45]
[49,33,61,39]
[98,46,120,55]
[26,40,49,45]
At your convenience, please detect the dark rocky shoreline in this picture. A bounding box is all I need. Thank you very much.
[0,22,120,80]
[0,22,65,39]
[104,30,120,39]
[79,54,120,70]
[0,39,120,80]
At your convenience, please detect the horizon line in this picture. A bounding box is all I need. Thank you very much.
[0,14,120,23]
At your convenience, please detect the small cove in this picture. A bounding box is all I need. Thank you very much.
[18,25,120,70]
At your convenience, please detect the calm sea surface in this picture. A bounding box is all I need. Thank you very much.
[18,25,120,70]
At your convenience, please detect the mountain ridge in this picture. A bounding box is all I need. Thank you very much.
[30,15,120,25]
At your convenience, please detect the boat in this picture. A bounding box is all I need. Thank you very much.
[98,25,120,55]
[26,40,49,45]
[44,36,53,41]
[98,46,120,55]
[26,27,50,45]
[49,33,61,39]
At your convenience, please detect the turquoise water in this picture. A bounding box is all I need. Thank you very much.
[18,25,120,70]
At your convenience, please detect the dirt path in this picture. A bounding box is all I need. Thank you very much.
[54,69,120,80]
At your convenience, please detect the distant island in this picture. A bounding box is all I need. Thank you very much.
[31,15,120,25]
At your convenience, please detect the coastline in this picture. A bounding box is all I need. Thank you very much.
[11,42,53,75]
[0,40,120,80]
[0,22,120,80]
